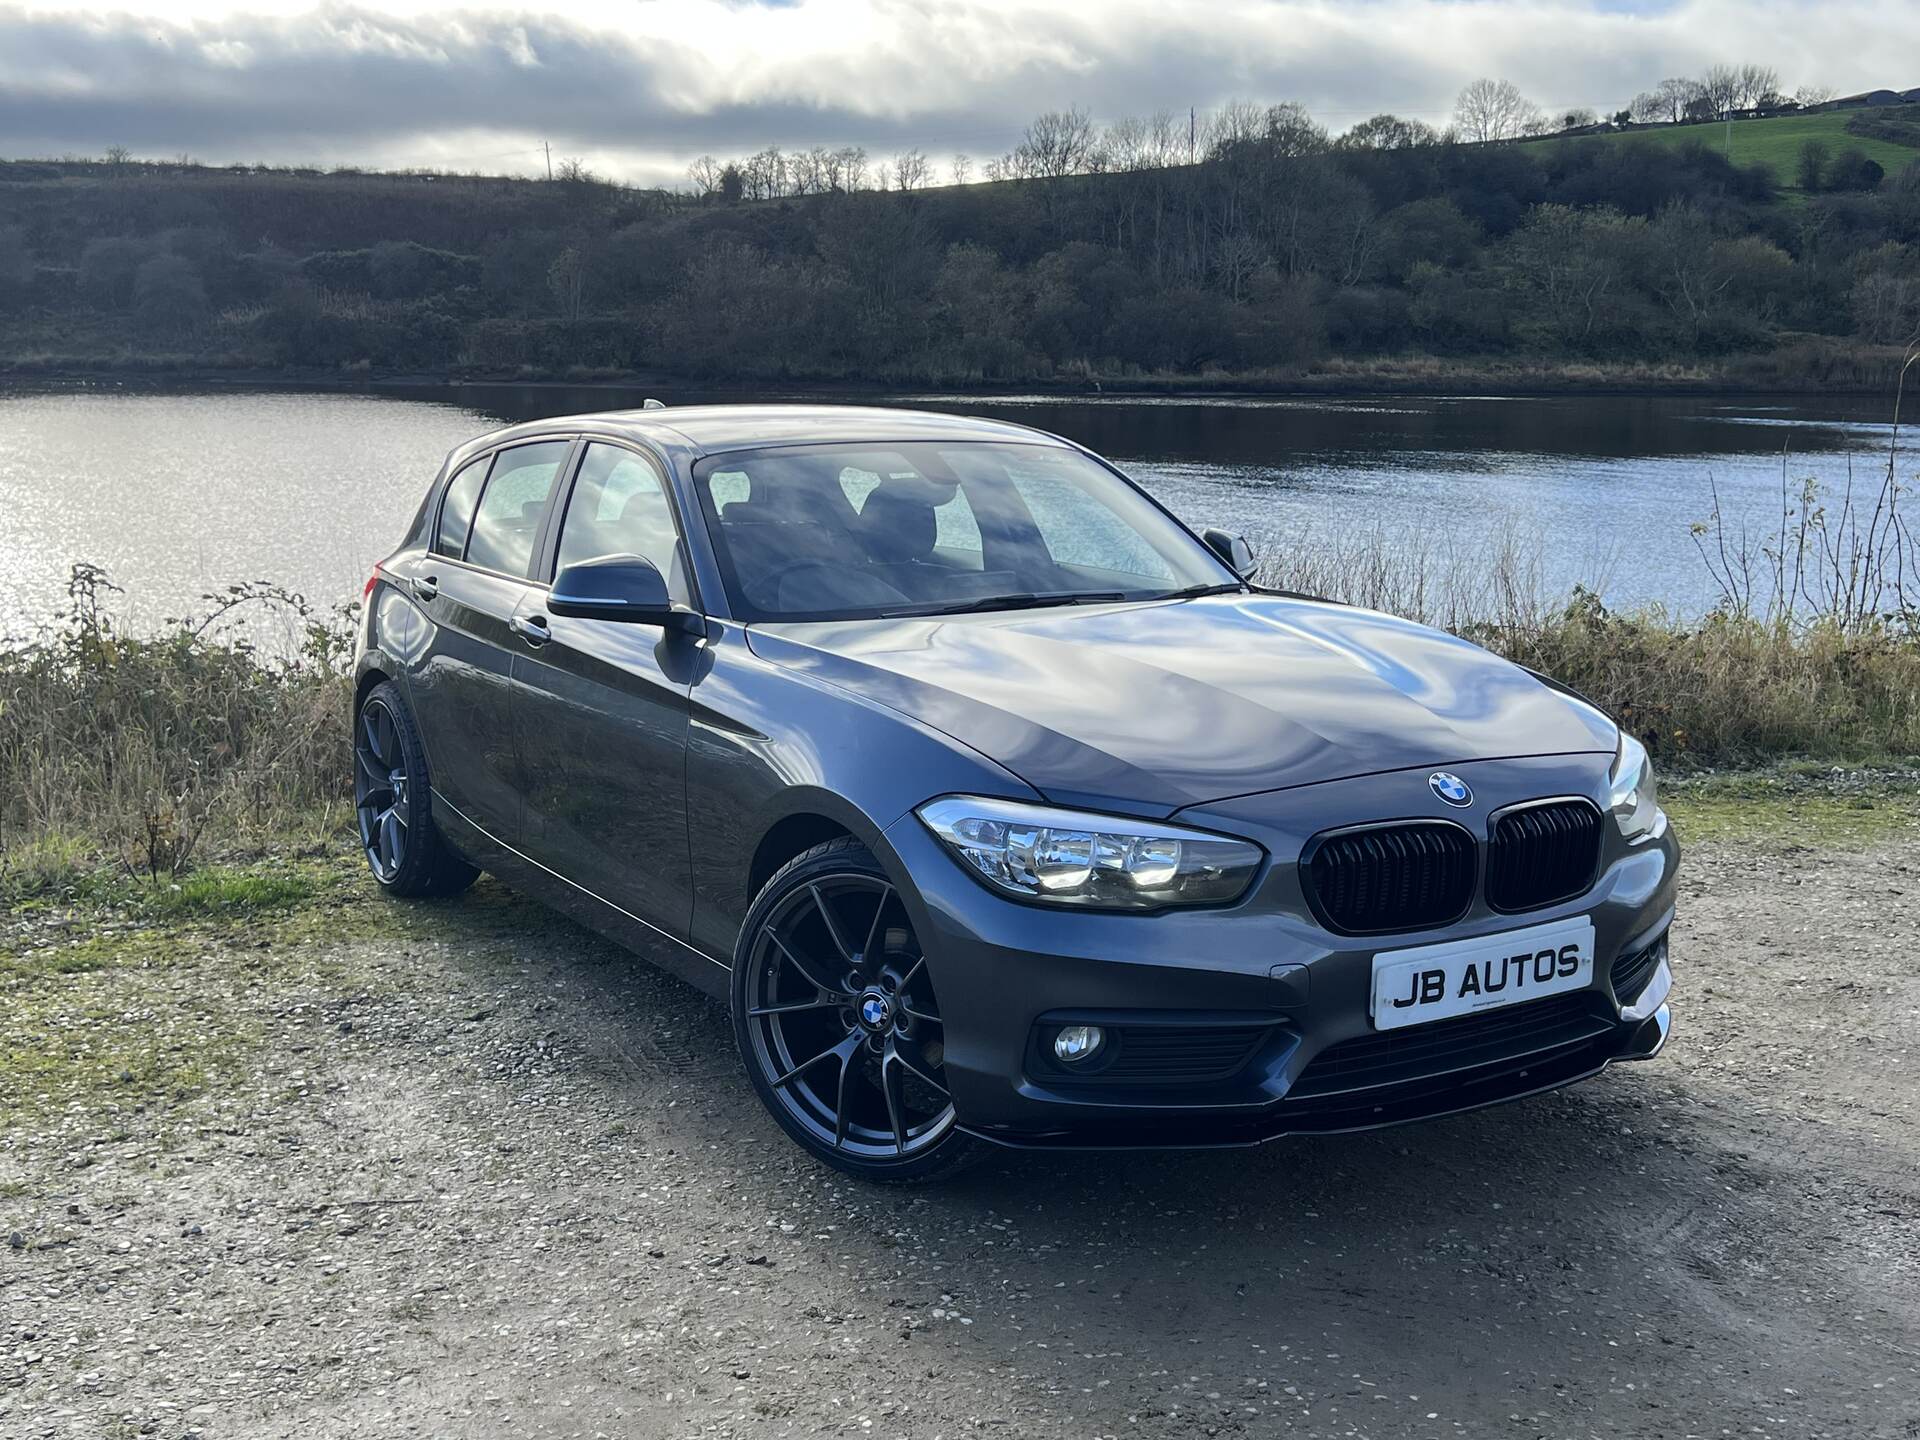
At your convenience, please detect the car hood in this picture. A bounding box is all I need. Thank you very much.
[746,593,1617,813]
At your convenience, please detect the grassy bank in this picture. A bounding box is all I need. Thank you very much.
[4,341,1916,397]
[1526,109,1920,194]
[4,541,1920,910]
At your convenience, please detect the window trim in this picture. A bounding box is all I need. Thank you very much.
[538,436,704,613]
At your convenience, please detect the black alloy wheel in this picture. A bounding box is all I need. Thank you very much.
[352,680,480,898]
[733,838,976,1181]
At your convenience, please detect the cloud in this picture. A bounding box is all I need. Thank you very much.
[0,1,1912,184]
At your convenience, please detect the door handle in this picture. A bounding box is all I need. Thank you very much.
[509,613,551,646]
[411,574,439,603]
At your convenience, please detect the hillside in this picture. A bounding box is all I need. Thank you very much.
[1527,108,1920,193]
[1,117,1917,389]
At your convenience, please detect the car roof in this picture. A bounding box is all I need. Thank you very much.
[462,404,1066,460]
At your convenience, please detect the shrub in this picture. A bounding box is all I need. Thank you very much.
[0,565,354,886]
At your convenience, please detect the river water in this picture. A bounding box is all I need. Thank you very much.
[0,382,1905,636]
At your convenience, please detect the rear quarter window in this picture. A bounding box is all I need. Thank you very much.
[435,456,489,557]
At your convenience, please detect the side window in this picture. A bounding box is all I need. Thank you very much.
[435,456,488,558]
[1004,461,1176,583]
[555,443,688,603]
[707,470,751,513]
[465,441,569,577]
[837,467,883,513]
[931,485,984,566]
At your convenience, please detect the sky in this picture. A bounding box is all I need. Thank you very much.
[0,0,1914,186]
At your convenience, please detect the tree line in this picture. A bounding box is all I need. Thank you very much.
[0,98,1916,383]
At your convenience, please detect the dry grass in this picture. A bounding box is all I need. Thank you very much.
[1258,511,1920,766]
[0,565,354,896]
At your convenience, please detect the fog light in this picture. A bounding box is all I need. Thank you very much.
[1052,1025,1106,1064]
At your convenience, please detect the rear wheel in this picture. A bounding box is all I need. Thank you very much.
[353,681,480,899]
[732,838,978,1182]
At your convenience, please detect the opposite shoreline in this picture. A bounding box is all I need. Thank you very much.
[2,354,1915,402]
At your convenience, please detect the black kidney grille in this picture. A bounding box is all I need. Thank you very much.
[1486,800,1603,912]
[1305,822,1476,935]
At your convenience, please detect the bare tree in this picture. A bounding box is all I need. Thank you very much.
[1643,78,1703,124]
[1145,110,1188,167]
[1102,115,1149,171]
[789,148,825,195]
[1260,101,1329,157]
[686,155,723,196]
[1454,78,1544,143]
[742,147,787,200]
[1559,108,1600,132]
[893,147,931,191]
[547,245,587,324]
[1336,114,1440,150]
[1206,99,1267,153]
[1700,64,1741,118]
[1795,82,1835,108]
[1735,63,1780,110]
[1015,108,1095,178]
[835,146,870,192]
[950,153,972,185]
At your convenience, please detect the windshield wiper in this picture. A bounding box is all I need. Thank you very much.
[1151,581,1249,601]
[884,590,1128,618]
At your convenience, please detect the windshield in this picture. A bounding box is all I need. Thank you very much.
[692,441,1236,621]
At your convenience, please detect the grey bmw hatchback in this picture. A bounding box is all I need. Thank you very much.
[353,404,1676,1180]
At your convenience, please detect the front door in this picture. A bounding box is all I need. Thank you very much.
[509,441,698,938]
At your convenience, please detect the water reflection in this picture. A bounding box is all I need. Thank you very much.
[0,382,1903,633]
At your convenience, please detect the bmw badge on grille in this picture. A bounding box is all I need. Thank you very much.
[1429,772,1473,807]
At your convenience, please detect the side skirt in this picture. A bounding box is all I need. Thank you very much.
[433,793,731,1001]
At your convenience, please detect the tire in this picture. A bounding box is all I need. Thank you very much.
[731,837,980,1183]
[352,680,481,899]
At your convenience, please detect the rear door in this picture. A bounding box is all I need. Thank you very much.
[509,440,697,937]
[402,438,573,847]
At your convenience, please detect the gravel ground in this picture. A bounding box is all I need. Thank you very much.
[3,829,1917,1440]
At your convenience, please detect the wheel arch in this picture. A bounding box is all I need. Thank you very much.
[744,787,902,904]
[353,648,402,712]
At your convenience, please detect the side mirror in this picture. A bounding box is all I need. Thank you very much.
[1202,527,1258,580]
[549,555,702,632]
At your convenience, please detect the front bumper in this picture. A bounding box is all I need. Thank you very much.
[880,754,1679,1150]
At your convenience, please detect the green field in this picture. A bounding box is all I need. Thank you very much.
[1530,109,1920,193]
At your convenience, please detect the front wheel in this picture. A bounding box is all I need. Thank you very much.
[732,838,978,1182]
[353,681,480,899]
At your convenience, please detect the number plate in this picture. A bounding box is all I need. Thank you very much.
[1369,916,1595,1032]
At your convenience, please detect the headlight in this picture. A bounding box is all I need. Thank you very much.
[1609,731,1663,841]
[916,795,1264,909]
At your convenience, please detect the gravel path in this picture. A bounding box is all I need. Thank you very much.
[4,832,1917,1439]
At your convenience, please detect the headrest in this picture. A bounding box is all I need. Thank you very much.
[860,481,943,565]
[870,473,958,506]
